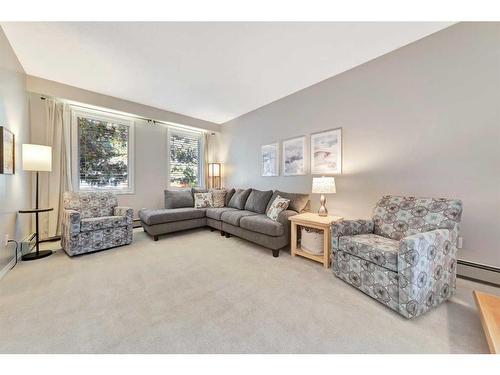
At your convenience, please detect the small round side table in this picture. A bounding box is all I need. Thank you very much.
[18,208,54,261]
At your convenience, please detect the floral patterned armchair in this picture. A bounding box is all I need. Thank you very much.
[331,195,463,319]
[61,191,134,256]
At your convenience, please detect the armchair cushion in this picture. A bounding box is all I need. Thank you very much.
[63,191,117,218]
[331,219,374,250]
[81,216,129,232]
[338,234,399,272]
[372,195,463,240]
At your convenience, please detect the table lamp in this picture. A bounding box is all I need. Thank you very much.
[312,176,336,217]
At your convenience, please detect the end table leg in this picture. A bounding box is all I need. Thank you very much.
[291,223,297,257]
[323,228,329,269]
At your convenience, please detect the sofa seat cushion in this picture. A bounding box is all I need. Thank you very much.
[338,234,399,272]
[220,210,259,226]
[80,216,129,232]
[206,207,238,220]
[240,214,284,237]
[139,208,206,226]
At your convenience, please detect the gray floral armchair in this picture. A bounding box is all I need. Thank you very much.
[331,195,462,319]
[61,191,134,256]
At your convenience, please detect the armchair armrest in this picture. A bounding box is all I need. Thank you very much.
[114,206,134,224]
[331,219,374,250]
[397,225,459,318]
[62,209,81,235]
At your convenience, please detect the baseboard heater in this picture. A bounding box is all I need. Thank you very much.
[133,219,142,229]
[21,232,37,256]
[457,259,500,286]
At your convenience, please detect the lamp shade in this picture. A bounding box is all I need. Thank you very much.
[208,163,221,177]
[312,176,336,194]
[22,144,52,172]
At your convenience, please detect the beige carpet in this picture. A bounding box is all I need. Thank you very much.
[0,227,497,353]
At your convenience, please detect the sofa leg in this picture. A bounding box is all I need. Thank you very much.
[272,249,280,258]
[153,235,159,241]
[210,228,215,232]
[221,231,225,236]
[225,233,231,238]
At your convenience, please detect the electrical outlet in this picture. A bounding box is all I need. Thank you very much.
[457,236,463,249]
[3,234,9,247]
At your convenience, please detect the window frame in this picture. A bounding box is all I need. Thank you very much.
[166,127,205,189]
[71,107,135,194]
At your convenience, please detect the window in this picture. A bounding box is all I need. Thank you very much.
[168,129,203,188]
[71,108,134,193]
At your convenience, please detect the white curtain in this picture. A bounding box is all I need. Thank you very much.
[37,99,73,238]
[204,132,210,188]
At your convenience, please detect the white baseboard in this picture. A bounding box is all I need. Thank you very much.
[0,252,21,281]
[457,259,500,286]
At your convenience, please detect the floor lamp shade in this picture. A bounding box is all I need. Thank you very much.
[208,163,221,188]
[22,144,52,172]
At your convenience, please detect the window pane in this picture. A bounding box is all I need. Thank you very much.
[169,131,201,187]
[79,116,129,190]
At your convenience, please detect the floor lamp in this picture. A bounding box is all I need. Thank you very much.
[208,163,221,189]
[21,144,53,260]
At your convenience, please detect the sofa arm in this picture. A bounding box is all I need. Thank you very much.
[62,209,81,235]
[277,210,298,236]
[331,219,374,250]
[397,225,459,318]
[114,206,134,224]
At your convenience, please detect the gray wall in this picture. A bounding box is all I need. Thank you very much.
[0,27,31,274]
[220,22,500,268]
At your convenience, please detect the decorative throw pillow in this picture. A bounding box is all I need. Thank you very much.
[266,195,290,221]
[210,189,226,208]
[194,192,213,208]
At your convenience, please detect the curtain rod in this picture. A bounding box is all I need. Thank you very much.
[40,96,215,135]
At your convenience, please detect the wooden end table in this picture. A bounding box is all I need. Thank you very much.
[473,290,500,354]
[289,212,343,269]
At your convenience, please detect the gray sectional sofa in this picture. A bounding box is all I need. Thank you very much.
[139,188,310,257]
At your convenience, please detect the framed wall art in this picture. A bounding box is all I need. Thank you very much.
[282,136,307,176]
[261,142,279,177]
[310,128,342,174]
[0,126,15,174]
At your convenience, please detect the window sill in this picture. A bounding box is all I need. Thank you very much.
[77,189,135,196]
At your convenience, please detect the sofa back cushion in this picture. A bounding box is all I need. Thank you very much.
[164,189,194,209]
[266,190,310,213]
[225,188,236,206]
[228,188,252,209]
[63,191,117,219]
[372,195,463,240]
[244,189,273,213]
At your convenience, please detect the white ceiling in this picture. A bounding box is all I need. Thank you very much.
[2,22,453,124]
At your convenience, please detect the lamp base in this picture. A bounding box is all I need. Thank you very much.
[22,250,53,261]
[318,194,328,217]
